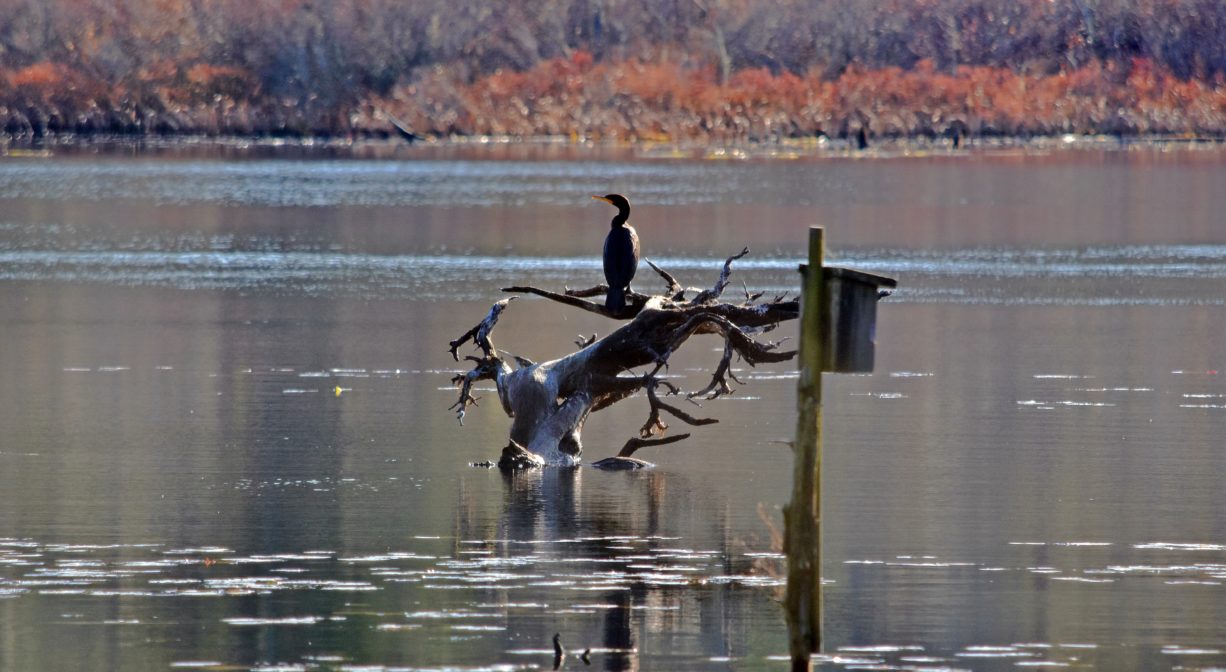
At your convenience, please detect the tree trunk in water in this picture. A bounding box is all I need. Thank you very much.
[448,249,799,468]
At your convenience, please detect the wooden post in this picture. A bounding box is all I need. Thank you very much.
[786,226,826,670]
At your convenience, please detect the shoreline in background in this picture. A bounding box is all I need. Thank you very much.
[7,1,1226,151]
[6,57,1226,149]
[3,131,1225,163]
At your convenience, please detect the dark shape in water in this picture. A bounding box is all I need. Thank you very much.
[591,433,693,470]
[590,456,654,470]
[498,441,546,470]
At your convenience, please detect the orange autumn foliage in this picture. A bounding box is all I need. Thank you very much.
[2,0,1226,139]
[380,55,1226,142]
[8,62,67,90]
[3,53,1225,141]
[183,64,257,102]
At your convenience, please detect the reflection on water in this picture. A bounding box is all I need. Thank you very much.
[2,145,1225,670]
[0,463,784,670]
[4,245,1226,304]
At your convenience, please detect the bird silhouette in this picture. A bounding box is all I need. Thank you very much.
[592,194,638,314]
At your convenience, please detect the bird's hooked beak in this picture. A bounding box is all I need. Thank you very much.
[591,195,613,205]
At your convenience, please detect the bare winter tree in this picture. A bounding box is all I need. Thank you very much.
[447,249,798,469]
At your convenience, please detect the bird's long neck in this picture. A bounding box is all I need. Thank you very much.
[610,208,630,229]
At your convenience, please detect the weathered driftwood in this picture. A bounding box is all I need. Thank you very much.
[590,433,693,470]
[448,250,799,468]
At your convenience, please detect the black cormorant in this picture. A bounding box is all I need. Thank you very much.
[593,194,639,313]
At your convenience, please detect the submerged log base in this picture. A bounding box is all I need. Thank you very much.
[590,456,654,470]
[451,250,799,467]
[498,441,547,470]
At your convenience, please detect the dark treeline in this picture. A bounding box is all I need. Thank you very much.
[2,0,1225,141]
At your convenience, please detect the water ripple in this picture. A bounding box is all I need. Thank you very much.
[2,245,1225,305]
[0,159,769,207]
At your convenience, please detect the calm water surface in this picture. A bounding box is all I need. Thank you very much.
[2,144,1225,671]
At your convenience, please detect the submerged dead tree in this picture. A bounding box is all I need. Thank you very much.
[448,249,798,469]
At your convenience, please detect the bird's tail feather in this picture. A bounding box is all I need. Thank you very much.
[605,288,626,312]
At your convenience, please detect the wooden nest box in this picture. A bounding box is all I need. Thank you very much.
[822,267,897,373]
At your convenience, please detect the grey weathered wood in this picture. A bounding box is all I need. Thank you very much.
[786,227,826,670]
[824,267,895,373]
[452,252,798,466]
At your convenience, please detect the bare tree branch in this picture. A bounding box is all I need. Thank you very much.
[661,311,795,367]
[640,375,718,438]
[504,352,535,368]
[450,358,489,425]
[564,285,608,299]
[690,299,798,331]
[448,297,515,360]
[645,258,684,298]
[742,280,765,303]
[502,285,646,318]
[617,432,692,457]
[689,339,739,400]
[589,373,650,412]
[503,255,798,332]
[690,247,750,305]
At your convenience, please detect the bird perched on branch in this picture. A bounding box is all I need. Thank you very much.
[593,193,639,313]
